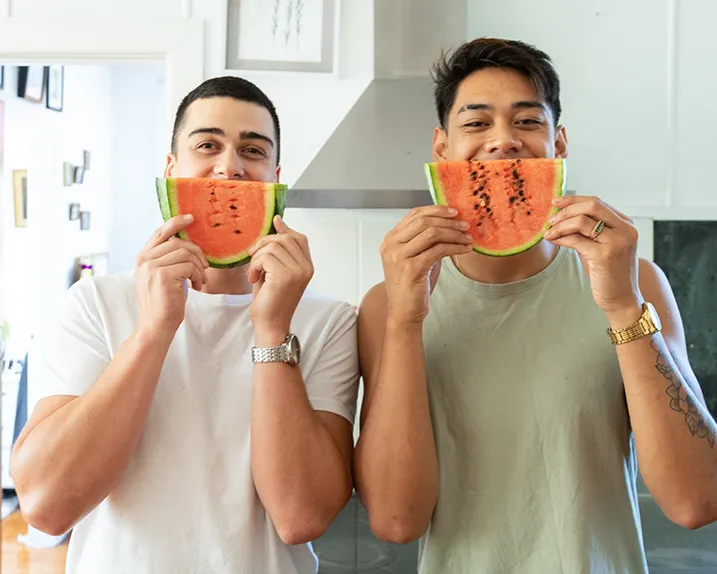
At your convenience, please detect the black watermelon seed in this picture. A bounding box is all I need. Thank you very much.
[521,197,527,202]
[509,197,516,203]
[477,222,482,227]
[478,186,485,191]
[516,159,522,163]
[527,211,531,215]
[234,230,242,234]
[512,170,519,179]
[519,190,524,196]
[229,205,238,210]
[213,223,222,227]
[472,190,479,196]
[486,207,492,213]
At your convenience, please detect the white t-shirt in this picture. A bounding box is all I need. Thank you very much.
[33,272,360,574]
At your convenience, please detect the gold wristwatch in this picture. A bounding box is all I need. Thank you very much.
[607,302,662,345]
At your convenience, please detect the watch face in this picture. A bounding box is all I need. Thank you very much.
[287,334,301,366]
[646,302,662,331]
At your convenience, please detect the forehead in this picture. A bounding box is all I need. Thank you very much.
[452,68,543,112]
[181,97,275,140]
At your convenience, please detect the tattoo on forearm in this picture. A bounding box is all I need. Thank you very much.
[652,341,715,449]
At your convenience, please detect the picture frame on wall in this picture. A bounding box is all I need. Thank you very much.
[73,166,85,184]
[226,0,337,74]
[46,65,64,112]
[80,211,91,231]
[17,66,46,103]
[0,66,4,90]
[13,170,28,228]
[69,203,80,221]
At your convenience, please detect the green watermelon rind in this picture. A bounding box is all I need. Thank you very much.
[425,159,567,257]
[155,178,288,269]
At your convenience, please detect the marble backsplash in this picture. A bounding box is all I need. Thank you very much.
[653,221,717,415]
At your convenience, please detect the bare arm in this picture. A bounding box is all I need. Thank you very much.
[11,329,174,535]
[353,284,439,543]
[352,205,472,543]
[11,215,208,535]
[614,259,717,529]
[246,217,356,545]
[250,339,354,545]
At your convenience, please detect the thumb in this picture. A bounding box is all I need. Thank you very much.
[274,215,289,234]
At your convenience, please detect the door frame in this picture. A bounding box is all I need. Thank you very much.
[0,17,205,326]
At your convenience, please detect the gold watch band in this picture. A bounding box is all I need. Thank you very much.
[606,302,661,345]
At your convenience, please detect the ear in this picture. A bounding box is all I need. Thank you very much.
[555,125,568,159]
[432,126,449,162]
[275,165,281,183]
[164,153,177,177]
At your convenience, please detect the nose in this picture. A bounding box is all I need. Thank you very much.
[483,122,522,158]
[213,150,246,180]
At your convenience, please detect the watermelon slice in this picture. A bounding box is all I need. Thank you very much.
[155,178,288,268]
[424,158,566,256]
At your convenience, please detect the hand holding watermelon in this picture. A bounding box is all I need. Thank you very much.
[134,214,210,337]
[380,206,473,325]
[246,216,314,341]
[544,195,641,314]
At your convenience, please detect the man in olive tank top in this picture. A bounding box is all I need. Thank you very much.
[353,37,717,572]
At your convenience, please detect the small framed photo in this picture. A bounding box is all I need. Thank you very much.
[46,65,64,112]
[63,162,74,186]
[80,211,91,231]
[73,166,85,184]
[17,66,46,103]
[0,66,4,90]
[13,170,28,228]
[69,203,80,221]
[83,150,90,169]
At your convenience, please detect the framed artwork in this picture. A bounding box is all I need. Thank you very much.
[73,166,85,184]
[46,65,64,112]
[63,162,74,186]
[13,170,28,228]
[83,150,90,169]
[80,211,90,231]
[0,66,4,90]
[69,203,80,220]
[17,66,46,103]
[226,0,337,73]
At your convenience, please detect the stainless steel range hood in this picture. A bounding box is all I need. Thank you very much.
[288,77,439,209]
[287,0,468,209]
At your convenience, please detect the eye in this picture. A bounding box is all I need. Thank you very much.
[464,121,489,128]
[197,141,219,150]
[244,146,267,157]
[517,118,543,126]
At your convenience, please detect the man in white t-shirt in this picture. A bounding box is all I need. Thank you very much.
[10,76,360,574]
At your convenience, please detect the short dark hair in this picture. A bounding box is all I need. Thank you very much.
[431,37,562,130]
[171,76,281,165]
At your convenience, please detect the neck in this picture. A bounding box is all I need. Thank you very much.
[453,240,560,284]
[198,267,254,295]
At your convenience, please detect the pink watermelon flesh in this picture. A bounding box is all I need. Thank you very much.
[425,158,566,256]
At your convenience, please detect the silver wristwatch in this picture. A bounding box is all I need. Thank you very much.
[251,334,301,367]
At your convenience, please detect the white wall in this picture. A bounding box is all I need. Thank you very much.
[467,0,717,220]
[108,62,166,274]
[0,65,112,357]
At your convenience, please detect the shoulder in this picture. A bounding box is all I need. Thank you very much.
[294,288,358,336]
[63,272,137,320]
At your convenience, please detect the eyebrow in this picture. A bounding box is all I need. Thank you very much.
[187,127,274,147]
[457,101,547,114]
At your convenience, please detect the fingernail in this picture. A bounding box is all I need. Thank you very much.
[459,221,470,229]
[183,214,193,222]
[448,208,458,215]
[549,216,558,225]
[552,197,563,205]
[464,233,472,239]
